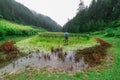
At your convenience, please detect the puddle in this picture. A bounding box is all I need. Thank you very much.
[0,52,88,76]
[0,38,111,77]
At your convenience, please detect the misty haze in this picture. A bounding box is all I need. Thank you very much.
[0,0,120,80]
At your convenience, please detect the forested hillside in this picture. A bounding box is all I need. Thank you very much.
[0,0,62,31]
[63,0,120,33]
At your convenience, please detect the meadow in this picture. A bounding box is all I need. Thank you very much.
[2,31,120,80]
[0,20,120,80]
[16,32,96,53]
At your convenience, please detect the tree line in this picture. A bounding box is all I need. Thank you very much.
[63,0,120,33]
[0,0,62,32]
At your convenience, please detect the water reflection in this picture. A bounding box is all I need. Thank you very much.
[0,52,88,76]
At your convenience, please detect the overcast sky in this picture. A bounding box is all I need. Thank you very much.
[15,0,92,26]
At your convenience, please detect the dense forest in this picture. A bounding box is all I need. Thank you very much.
[0,0,62,31]
[63,0,120,33]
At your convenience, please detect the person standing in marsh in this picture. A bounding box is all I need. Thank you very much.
[64,32,69,45]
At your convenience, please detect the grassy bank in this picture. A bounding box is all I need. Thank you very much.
[0,19,46,68]
[0,19,46,39]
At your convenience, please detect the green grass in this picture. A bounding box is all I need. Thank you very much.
[16,32,97,53]
[0,36,30,44]
[1,20,120,80]
[4,33,120,80]
[5,72,78,80]
[0,19,46,38]
[0,19,46,68]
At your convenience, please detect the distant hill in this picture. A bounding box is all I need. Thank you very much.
[0,0,62,32]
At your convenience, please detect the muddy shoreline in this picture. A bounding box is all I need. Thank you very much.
[0,51,88,77]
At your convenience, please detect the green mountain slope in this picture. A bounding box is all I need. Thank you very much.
[0,19,46,38]
[0,0,62,31]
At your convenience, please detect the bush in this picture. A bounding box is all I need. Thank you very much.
[0,15,3,19]
[0,14,3,19]
[105,33,115,37]
[104,27,120,37]
[0,41,19,61]
[0,29,6,39]
[110,20,120,28]
[0,41,17,53]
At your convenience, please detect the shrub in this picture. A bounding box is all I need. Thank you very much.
[0,14,3,19]
[0,41,17,53]
[104,27,120,37]
[110,20,120,28]
[0,41,19,60]
[0,29,6,39]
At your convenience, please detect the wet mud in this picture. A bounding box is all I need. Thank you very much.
[0,38,111,76]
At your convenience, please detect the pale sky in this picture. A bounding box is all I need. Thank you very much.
[15,0,92,26]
